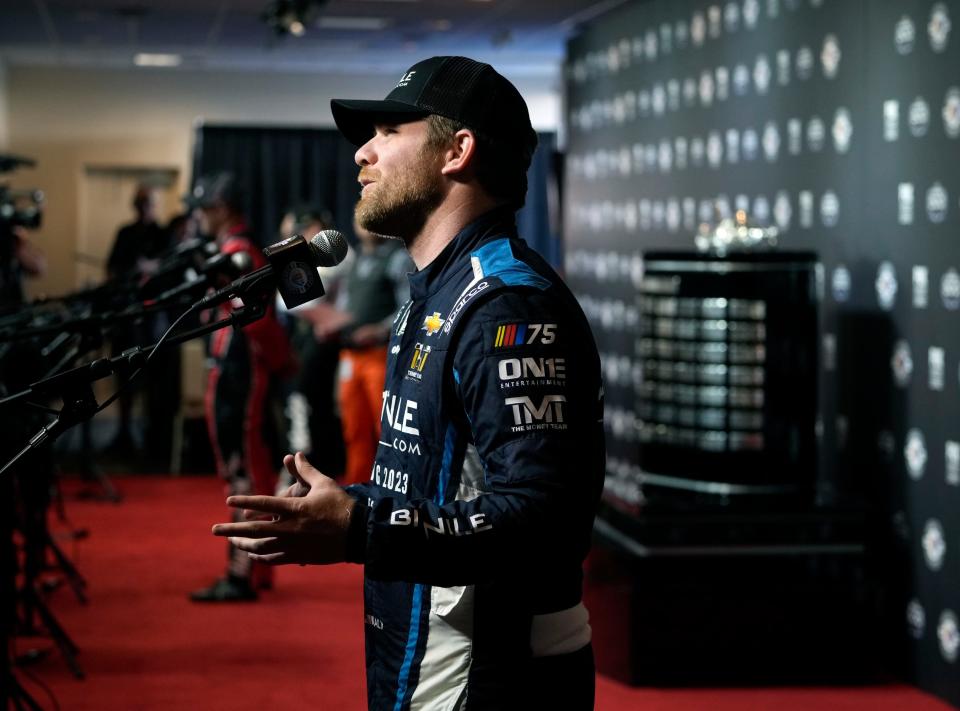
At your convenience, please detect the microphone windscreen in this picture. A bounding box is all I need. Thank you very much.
[229,251,254,275]
[310,230,349,267]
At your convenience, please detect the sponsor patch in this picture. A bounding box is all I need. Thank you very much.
[406,343,431,381]
[491,322,557,350]
[497,356,567,390]
[504,394,568,433]
[421,312,445,336]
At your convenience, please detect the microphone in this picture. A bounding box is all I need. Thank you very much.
[145,250,255,305]
[198,250,253,280]
[139,237,219,299]
[199,230,348,310]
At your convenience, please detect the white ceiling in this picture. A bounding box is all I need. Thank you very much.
[0,0,628,75]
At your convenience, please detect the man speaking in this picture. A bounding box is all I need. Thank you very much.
[214,56,606,710]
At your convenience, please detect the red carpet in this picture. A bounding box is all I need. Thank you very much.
[17,476,955,711]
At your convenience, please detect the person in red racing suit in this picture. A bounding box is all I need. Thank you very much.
[190,172,294,602]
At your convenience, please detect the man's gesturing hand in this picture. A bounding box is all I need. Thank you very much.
[212,451,356,565]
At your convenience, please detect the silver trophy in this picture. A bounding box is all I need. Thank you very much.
[694,206,780,256]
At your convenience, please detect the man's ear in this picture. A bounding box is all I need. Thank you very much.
[440,129,478,177]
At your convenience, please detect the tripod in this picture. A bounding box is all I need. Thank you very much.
[13,446,85,680]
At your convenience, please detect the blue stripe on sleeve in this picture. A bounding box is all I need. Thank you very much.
[470,239,550,290]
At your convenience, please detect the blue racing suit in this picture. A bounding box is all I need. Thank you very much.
[344,207,606,710]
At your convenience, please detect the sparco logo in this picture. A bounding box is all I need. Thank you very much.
[504,394,567,432]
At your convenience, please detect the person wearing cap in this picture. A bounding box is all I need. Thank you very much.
[214,57,604,709]
[190,172,295,602]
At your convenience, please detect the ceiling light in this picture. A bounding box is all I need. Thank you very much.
[261,0,325,37]
[134,53,182,67]
[316,16,390,31]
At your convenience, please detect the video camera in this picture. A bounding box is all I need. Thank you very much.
[0,153,44,231]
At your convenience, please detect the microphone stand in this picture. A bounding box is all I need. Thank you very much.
[0,290,197,344]
[0,297,268,477]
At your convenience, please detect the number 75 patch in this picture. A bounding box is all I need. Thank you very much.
[487,322,558,352]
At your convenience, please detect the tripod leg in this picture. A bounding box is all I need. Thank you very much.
[44,531,88,604]
[7,672,46,711]
[22,586,84,679]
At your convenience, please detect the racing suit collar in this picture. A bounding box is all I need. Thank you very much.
[408,205,517,300]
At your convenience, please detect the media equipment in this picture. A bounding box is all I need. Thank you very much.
[200,229,348,309]
[0,154,43,231]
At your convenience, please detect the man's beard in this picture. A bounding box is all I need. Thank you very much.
[355,146,445,245]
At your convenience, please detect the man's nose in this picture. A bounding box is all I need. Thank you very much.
[355,138,376,167]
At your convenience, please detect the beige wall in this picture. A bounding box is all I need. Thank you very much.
[7,65,560,297]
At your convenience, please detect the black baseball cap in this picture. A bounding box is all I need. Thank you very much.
[331,56,538,162]
[186,172,243,211]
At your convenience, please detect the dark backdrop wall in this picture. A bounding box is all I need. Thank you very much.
[191,125,559,264]
[563,0,959,705]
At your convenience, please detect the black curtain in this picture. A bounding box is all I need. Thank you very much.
[191,124,561,265]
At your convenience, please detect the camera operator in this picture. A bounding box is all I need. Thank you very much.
[1,221,47,309]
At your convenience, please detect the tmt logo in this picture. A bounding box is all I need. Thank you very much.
[503,394,567,432]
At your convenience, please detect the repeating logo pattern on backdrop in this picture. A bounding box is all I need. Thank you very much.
[565,0,960,703]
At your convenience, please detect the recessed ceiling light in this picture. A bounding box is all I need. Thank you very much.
[316,16,390,30]
[289,20,306,36]
[134,53,182,67]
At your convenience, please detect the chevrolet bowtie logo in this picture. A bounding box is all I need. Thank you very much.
[422,312,444,336]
